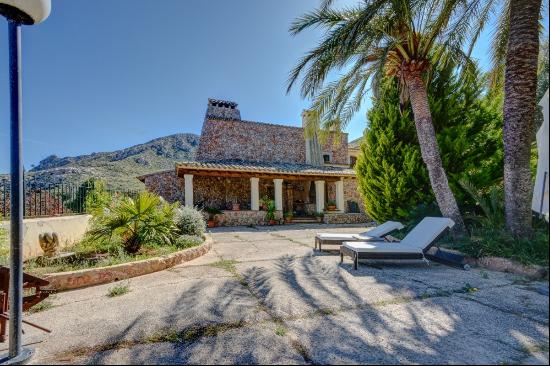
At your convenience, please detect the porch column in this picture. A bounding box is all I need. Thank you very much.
[250,177,260,211]
[335,179,345,212]
[314,180,325,213]
[184,174,193,207]
[273,178,284,211]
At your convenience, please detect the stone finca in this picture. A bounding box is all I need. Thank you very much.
[139,98,369,226]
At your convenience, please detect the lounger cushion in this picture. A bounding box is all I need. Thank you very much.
[316,233,380,241]
[342,217,455,254]
[316,221,404,241]
[400,217,455,251]
[342,241,422,254]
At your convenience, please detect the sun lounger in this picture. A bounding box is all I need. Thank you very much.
[340,217,455,270]
[315,221,405,251]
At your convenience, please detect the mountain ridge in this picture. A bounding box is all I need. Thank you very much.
[17,133,200,190]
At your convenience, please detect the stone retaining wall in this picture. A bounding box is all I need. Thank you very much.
[465,256,548,279]
[43,236,212,291]
[323,212,370,224]
[214,210,283,227]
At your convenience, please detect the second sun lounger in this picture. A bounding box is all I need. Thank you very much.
[315,221,405,251]
[340,217,455,270]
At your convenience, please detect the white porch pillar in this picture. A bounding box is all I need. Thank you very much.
[184,174,194,207]
[335,179,345,212]
[273,179,284,211]
[250,177,260,211]
[314,180,325,213]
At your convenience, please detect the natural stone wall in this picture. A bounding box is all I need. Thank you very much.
[323,212,371,224]
[194,176,251,210]
[214,210,283,227]
[141,171,364,215]
[321,132,349,165]
[327,182,336,202]
[43,237,212,291]
[197,118,307,163]
[141,170,184,204]
[344,178,364,213]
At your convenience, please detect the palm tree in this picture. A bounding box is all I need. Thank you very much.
[499,0,543,236]
[90,192,179,253]
[287,0,490,233]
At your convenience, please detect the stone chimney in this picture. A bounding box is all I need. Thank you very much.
[302,110,324,166]
[205,99,241,120]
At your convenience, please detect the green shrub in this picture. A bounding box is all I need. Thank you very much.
[459,179,505,229]
[175,206,206,237]
[265,200,276,221]
[0,228,8,265]
[448,227,549,266]
[174,234,203,249]
[89,192,179,253]
[65,178,112,215]
[205,207,222,220]
[107,282,131,297]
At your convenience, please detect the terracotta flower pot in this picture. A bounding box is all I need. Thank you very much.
[269,219,277,225]
[207,220,216,228]
[232,203,240,211]
[327,205,337,211]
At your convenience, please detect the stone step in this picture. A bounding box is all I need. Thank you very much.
[289,218,319,224]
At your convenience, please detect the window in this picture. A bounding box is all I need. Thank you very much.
[323,154,331,163]
[350,156,357,168]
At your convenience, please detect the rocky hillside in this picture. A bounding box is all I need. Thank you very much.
[24,133,199,191]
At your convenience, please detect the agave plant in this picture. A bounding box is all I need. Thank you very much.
[89,192,179,253]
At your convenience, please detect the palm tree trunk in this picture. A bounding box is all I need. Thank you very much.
[405,71,466,234]
[503,0,541,236]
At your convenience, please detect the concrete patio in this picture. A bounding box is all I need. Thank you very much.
[7,224,549,364]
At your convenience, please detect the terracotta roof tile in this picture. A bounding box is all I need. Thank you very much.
[176,159,355,177]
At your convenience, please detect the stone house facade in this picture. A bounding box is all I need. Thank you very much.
[138,99,367,226]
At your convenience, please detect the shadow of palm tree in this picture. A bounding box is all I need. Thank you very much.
[238,255,548,364]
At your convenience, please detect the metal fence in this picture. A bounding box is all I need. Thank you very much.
[0,177,139,220]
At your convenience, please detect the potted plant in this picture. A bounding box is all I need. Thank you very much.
[205,207,222,228]
[265,200,277,225]
[314,212,324,223]
[260,195,270,211]
[327,200,337,211]
[284,211,293,224]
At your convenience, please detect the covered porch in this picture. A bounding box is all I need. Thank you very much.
[176,160,357,225]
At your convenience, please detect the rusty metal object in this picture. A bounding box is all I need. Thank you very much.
[0,266,51,342]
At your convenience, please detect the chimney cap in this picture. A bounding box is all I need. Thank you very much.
[208,99,238,109]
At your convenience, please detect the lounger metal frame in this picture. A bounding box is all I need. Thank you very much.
[315,235,384,252]
[340,228,450,270]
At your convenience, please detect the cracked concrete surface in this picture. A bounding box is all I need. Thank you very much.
[3,224,547,365]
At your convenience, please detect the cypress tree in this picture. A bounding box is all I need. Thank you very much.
[356,67,503,222]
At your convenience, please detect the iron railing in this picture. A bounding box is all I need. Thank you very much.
[0,177,138,220]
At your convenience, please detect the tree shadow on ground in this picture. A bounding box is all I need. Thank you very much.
[73,250,547,364]
[239,254,549,364]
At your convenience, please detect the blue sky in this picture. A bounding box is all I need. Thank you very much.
[0,0,545,172]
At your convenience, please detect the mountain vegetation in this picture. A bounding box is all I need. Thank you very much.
[7,133,200,191]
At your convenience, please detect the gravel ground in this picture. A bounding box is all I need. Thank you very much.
[3,223,547,365]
